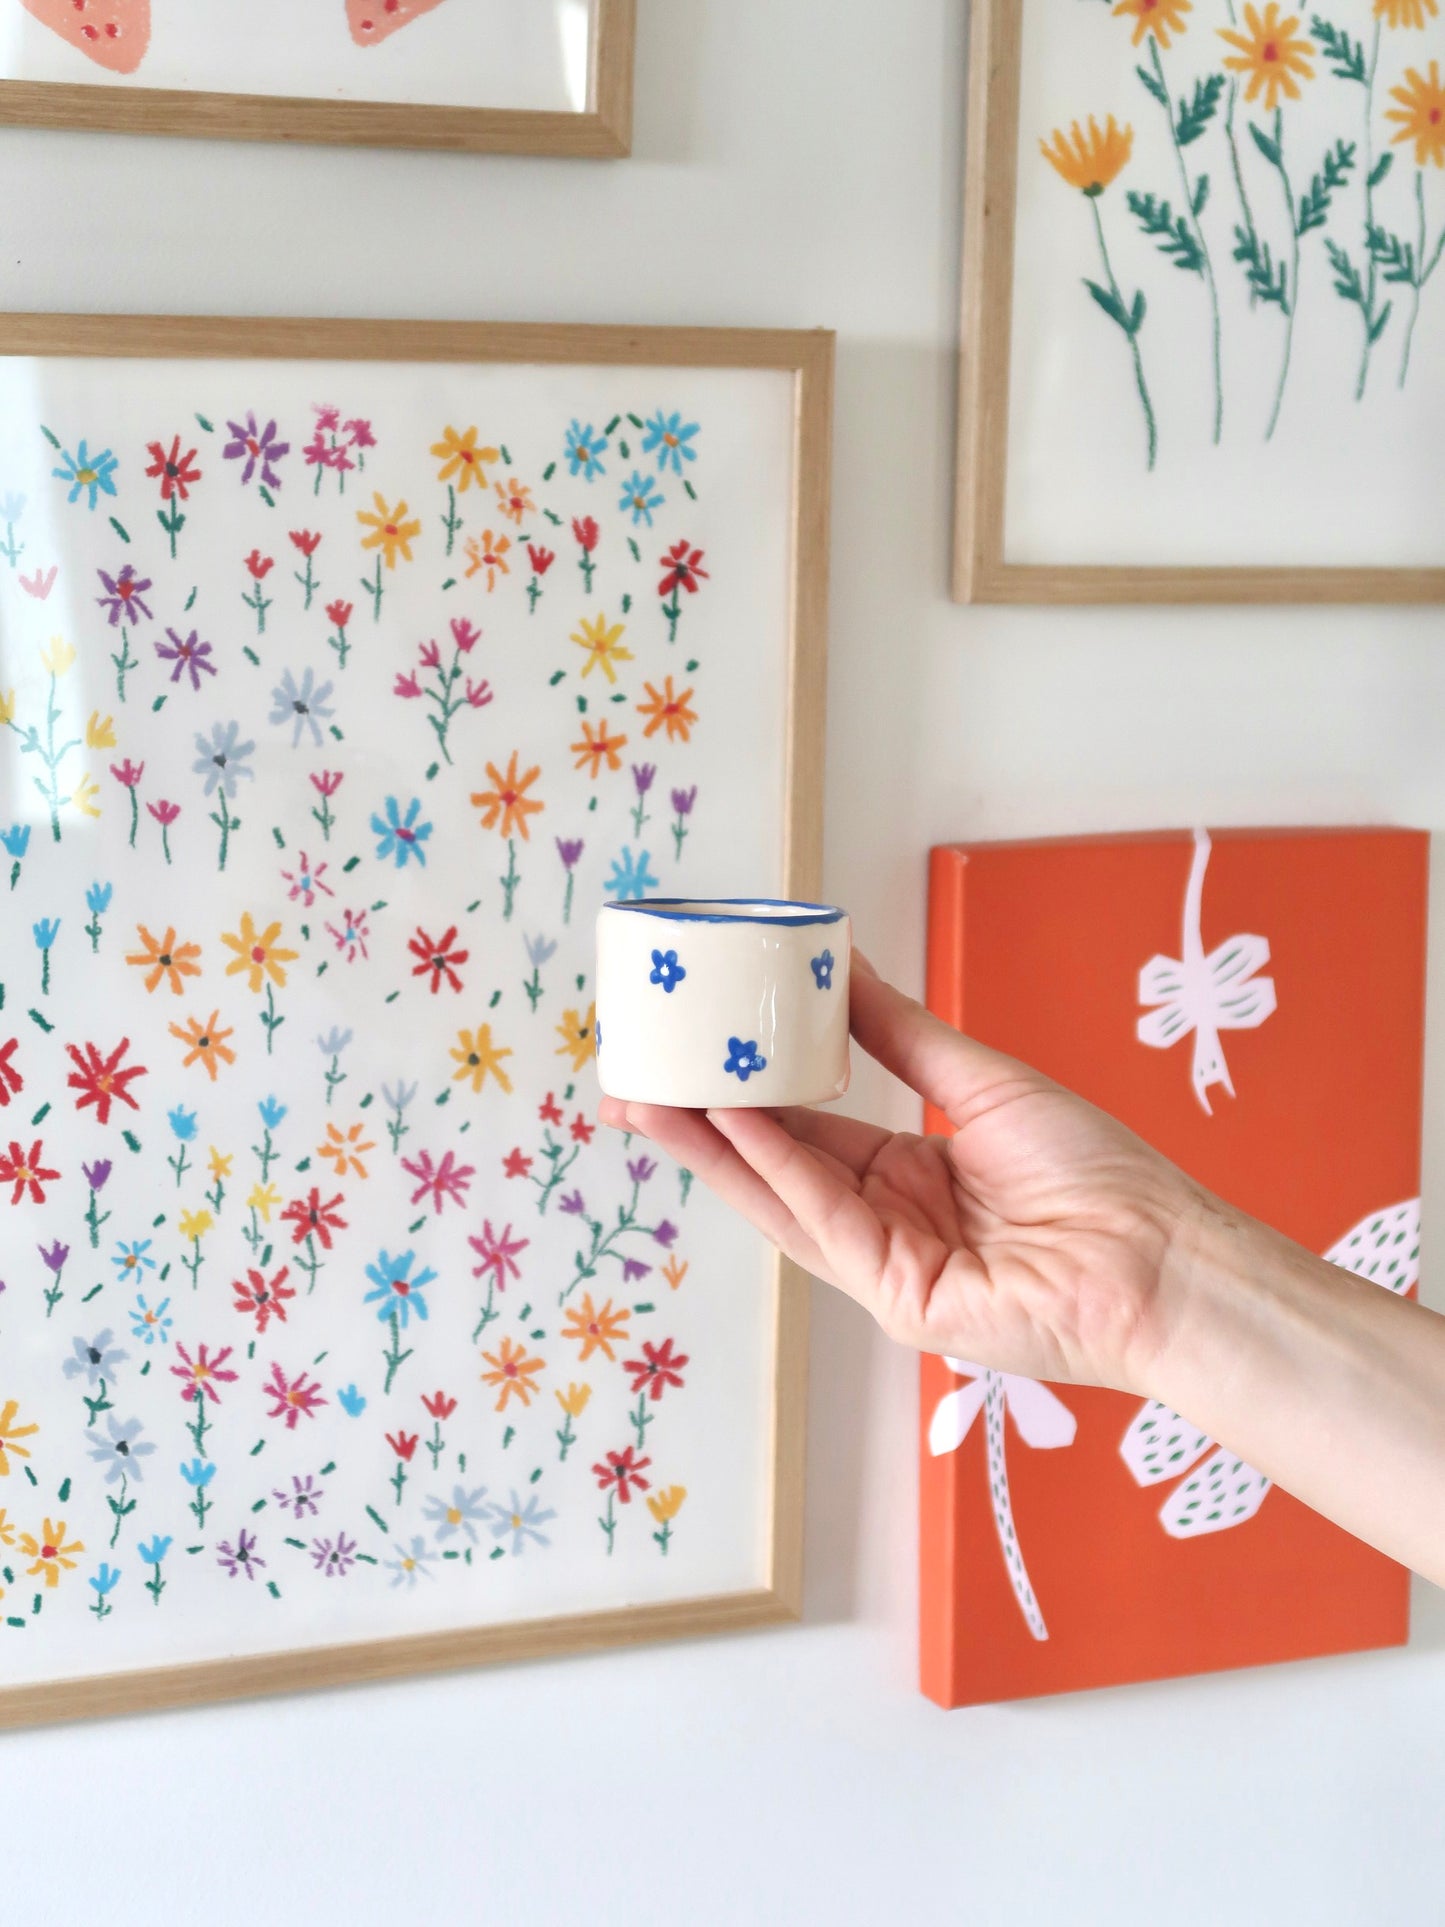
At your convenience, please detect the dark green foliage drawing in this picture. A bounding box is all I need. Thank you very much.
[1368,151,1394,192]
[1326,241,1393,342]
[1137,62,1169,109]
[1309,16,1367,84]
[1127,191,1205,273]
[1367,224,1419,286]
[1175,74,1225,148]
[1248,120,1282,168]
[1233,226,1290,310]
[1296,140,1356,236]
[1084,280,1146,336]
[1192,174,1211,219]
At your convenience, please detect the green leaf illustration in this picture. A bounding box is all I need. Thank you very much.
[1192,173,1211,218]
[1127,190,1205,273]
[1367,223,1418,286]
[1326,238,1365,308]
[1248,122,1282,167]
[1297,139,1356,236]
[1309,16,1367,84]
[1175,74,1225,148]
[1368,151,1395,191]
[1136,62,1170,109]
[1232,225,1290,310]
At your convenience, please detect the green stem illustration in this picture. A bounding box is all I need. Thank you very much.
[1150,40,1222,443]
[1088,195,1157,469]
[111,627,138,704]
[1264,110,1301,442]
[1400,170,1445,389]
[382,1308,413,1395]
[501,838,519,921]
[1357,20,1383,399]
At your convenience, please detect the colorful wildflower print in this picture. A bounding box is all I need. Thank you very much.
[0,361,790,1688]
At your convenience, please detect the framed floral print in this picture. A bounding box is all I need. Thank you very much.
[0,0,635,156]
[954,0,1445,601]
[0,314,831,1727]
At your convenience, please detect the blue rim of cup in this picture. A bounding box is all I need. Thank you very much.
[602,896,847,928]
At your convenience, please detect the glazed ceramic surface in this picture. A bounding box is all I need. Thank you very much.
[595,899,851,1108]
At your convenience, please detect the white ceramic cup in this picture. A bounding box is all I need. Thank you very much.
[595,898,851,1108]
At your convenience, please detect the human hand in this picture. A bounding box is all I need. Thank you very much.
[597,954,1214,1393]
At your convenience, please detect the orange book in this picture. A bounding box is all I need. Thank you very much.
[921,827,1428,1708]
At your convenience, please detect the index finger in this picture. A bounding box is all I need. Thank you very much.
[848,955,1043,1128]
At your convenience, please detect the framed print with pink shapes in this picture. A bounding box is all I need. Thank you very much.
[0,315,830,1727]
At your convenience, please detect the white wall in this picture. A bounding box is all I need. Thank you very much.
[6,4,1445,1921]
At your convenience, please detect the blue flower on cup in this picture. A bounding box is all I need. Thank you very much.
[649,948,686,994]
[724,1037,767,1082]
[811,949,835,990]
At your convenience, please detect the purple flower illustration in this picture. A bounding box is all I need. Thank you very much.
[312,1531,357,1577]
[39,1240,70,1277]
[81,1159,112,1192]
[627,1156,657,1184]
[95,563,153,627]
[556,838,584,869]
[155,628,216,691]
[217,1527,265,1580]
[653,1219,679,1248]
[223,412,290,491]
[622,1258,652,1283]
[559,1190,586,1216]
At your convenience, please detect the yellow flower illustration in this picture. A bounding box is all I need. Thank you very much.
[1375,0,1438,26]
[222,912,298,993]
[471,752,545,841]
[85,710,116,749]
[0,1508,15,1547]
[462,528,511,591]
[571,613,634,684]
[169,1011,236,1082]
[555,1382,592,1419]
[571,718,628,778]
[562,1293,631,1362]
[637,676,698,744]
[450,1023,515,1095]
[494,476,535,525]
[39,635,75,677]
[178,1208,213,1243]
[555,1003,596,1074]
[248,1181,281,1222]
[1113,0,1191,45]
[1040,115,1135,194]
[1219,4,1315,112]
[127,924,203,997]
[661,1255,689,1291]
[357,492,422,569]
[207,1147,234,1183]
[0,690,15,726]
[431,424,500,493]
[318,1120,375,1180]
[480,1335,545,1412]
[20,1517,83,1588]
[1387,60,1445,165]
[0,1398,39,1476]
[73,773,101,819]
[647,1486,687,1525]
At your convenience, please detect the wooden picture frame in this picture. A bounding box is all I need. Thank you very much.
[0,0,636,157]
[954,0,1445,605]
[0,314,831,1727]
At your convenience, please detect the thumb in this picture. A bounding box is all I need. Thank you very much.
[848,954,1042,1126]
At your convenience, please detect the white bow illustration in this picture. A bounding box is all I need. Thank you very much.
[1121,1199,1420,1536]
[928,1360,1077,1641]
[1137,827,1277,1115]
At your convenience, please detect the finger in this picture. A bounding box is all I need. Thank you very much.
[621,1102,832,1278]
[848,962,1039,1128]
[706,1108,888,1305]
[598,1095,629,1130]
[765,1104,895,1178]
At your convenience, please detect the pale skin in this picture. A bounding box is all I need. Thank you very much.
[600,953,1445,1590]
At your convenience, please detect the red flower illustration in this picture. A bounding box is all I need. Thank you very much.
[289,529,323,557]
[468,1219,529,1285]
[400,1148,475,1214]
[528,544,556,576]
[310,769,344,798]
[148,799,180,828]
[386,1430,419,1462]
[280,1187,348,1250]
[325,599,353,631]
[170,1340,238,1405]
[0,1138,59,1205]
[64,1037,147,1126]
[569,1113,595,1144]
[572,515,600,553]
[244,549,275,580]
[538,1091,563,1125]
[464,678,493,710]
[110,758,145,789]
[451,616,481,654]
[421,1391,458,1420]
[407,925,469,995]
[145,435,202,502]
[0,1038,22,1109]
[264,1361,327,1430]
[658,540,709,598]
[502,1147,533,1179]
[624,1337,690,1401]
[593,1446,652,1503]
[394,671,422,700]
[232,1265,295,1334]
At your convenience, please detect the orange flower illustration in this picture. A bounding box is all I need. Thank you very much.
[431,424,500,493]
[19,1516,83,1588]
[462,528,511,591]
[317,1121,375,1180]
[1387,60,1445,165]
[1039,116,1134,195]
[637,676,698,743]
[169,1011,236,1082]
[0,1398,39,1476]
[494,477,535,525]
[1219,4,1315,112]
[126,924,202,996]
[357,492,421,569]
[1375,0,1438,26]
[480,1335,545,1412]
[471,752,544,840]
[1113,0,1192,46]
[221,912,298,993]
[562,1292,631,1362]
[571,718,628,778]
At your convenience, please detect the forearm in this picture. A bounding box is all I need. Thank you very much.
[1149,1195,1445,1586]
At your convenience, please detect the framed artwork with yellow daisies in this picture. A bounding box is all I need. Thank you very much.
[0,0,634,157]
[0,313,830,1727]
[954,0,1445,601]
